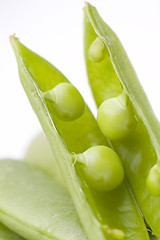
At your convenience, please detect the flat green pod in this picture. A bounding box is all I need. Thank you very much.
[0,222,25,240]
[24,133,64,186]
[10,34,150,239]
[0,160,86,240]
[84,2,160,238]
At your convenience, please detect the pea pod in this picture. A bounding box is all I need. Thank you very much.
[11,35,150,239]
[0,222,25,240]
[84,2,160,238]
[0,160,86,240]
[24,133,64,186]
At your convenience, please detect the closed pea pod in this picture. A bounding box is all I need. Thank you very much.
[84,2,160,238]
[24,132,64,186]
[0,160,87,240]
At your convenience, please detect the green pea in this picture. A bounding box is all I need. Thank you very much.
[146,164,160,197]
[89,37,106,62]
[110,229,125,240]
[76,145,124,192]
[102,225,125,240]
[97,92,136,140]
[43,82,85,121]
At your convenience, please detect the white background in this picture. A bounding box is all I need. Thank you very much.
[0,0,160,159]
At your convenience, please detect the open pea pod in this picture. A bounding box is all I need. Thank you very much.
[0,160,86,240]
[0,222,25,240]
[84,2,160,238]
[10,35,150,240]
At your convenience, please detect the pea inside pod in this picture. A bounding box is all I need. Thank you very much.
[146,164,160,197]
[25,134,124,192]
[42,82,85,121]
[84,2,160,238]
[97,92,136,140]
[76,145,124,192]
[89,37,106,62]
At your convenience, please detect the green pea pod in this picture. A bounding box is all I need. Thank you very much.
[84,2,160,238]
[10,35,150,239]
[0,160,86,240]
[0,222,25,240]
[24,133,64,186]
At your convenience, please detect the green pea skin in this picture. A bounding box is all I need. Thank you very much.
[97,93,136,141]
[76,145,124,192]
[89,37,106,62]
[43,82,85,121]
[146,164,160,197]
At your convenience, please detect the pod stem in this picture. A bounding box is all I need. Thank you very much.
[117,91,128,107]
[42,89,56,103]
[72,153,86,165]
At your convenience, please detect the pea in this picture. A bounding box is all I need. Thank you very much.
[43,82,85,121]
[110,229,125,240]
[146,164,160,197]
[89,37,106,62]
[97,93,136,140]
[76,146,124,192]
[102,225,125,240]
